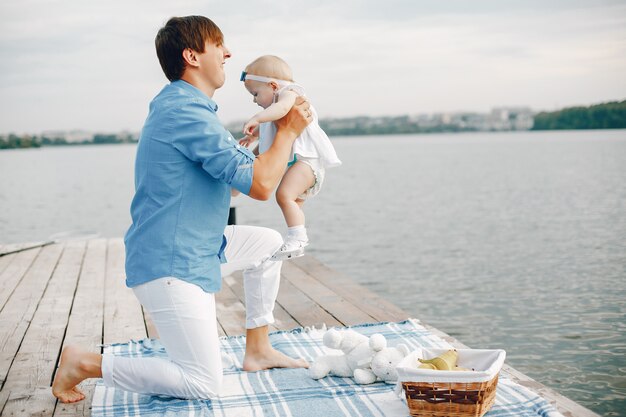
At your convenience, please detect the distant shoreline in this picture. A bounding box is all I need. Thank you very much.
[2,100,624,150]
[2,126,626,151]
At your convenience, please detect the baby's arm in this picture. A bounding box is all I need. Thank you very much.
[243,90,299,135]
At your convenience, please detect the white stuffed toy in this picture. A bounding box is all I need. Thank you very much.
[363,341,411,384]
[309,328,386,384]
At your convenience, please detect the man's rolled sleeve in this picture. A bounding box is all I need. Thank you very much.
[228,154,255,195]
[172,100,256,194]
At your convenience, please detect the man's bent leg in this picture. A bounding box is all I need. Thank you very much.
[52,346,102,403]
[52,276,222,402]
[242,326,309,371]
[221,225,308,371]
[221,225,283,328]
[100,277,223,399]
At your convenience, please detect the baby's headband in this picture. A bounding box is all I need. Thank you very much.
[240,71,290,87]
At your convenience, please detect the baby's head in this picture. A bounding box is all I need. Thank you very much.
[242,55,293,109]
[245,55,293,82]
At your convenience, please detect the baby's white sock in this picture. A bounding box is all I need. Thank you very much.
[287,225,308,243]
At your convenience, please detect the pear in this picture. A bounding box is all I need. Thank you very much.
[418,350,458,370]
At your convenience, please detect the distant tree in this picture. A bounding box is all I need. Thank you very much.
[40,136,67,146]
[92,134,120,144]
[0,133,41,149]
[532,100,626,130]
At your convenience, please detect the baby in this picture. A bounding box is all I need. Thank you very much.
[240,55,341,260]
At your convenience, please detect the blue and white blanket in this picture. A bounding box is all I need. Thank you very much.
[91,319,564,417]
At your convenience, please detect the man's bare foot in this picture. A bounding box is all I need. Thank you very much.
[52,345,101,403]
[242,347,309,372]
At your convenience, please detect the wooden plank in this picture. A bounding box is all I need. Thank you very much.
[280,261,373,326]
[291,256,409,322]
[215,284,247,336]
[216,319,227,338]
[60,239,107,348]
[0,241,48,257]
[223,272,300,332]
[500,364,600,417]
[53,239,107,417]
[275,276,342,329]
[143,308,159,339]
[0,387,9,414]
[0,244,63,390]
[103,239,146,344]
[0,251,15,275]
[0,247,41,312]
[2,387,51,417]
[223,269,341,330]
[2,241,85,417]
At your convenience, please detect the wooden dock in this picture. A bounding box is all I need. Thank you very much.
[0,238,599,417]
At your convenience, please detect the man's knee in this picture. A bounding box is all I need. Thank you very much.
[264,228,283,249]
[184,373,222,400]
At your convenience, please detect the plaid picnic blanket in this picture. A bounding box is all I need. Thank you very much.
[91,319,564,417]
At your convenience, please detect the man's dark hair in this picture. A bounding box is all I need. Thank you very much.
[155,16,224,81]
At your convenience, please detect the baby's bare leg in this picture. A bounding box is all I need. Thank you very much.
[275,161,315,227]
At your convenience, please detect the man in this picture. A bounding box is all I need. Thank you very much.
[52,16,312,403]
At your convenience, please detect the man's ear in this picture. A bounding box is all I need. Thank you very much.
[182,48,200,68]
[269,81,279,91]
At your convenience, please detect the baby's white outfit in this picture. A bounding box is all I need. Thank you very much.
[258,83,341,199]
[255,83,340,261]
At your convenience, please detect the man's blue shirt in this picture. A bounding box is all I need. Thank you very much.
[124,80,255,292]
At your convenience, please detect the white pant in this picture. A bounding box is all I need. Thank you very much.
[101,225,283,399]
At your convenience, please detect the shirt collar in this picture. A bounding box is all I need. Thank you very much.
[171,79,219,112]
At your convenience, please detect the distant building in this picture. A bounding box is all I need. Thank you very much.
[39,129,139,144]
[41,129,92,143]
[489,107,534,130]
[226,106,536,138]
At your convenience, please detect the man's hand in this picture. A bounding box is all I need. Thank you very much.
[247,96,313,201]
[274,96,312,137]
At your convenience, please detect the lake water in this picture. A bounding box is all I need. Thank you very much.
[1,130,625,416]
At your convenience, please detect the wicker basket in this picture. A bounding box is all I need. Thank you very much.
[402,374,498,417]
[396,348,505,417]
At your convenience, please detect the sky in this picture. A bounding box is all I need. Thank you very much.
[1,0,625,135]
